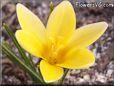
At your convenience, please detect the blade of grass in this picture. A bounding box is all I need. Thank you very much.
[28,54,37,72]
[1,43,44,84]
[28,54,44,82]
[59,69,69,84]
[3,24,36,73]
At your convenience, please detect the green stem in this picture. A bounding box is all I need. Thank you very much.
[2,44,43,83]
[3,24,36,73]
[28,53,37,72]
[59,69,69,84]
[28,54,45,83]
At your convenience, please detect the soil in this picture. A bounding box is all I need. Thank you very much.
[1,0,114,85]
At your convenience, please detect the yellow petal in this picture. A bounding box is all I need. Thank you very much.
[40,60,63,82]
[67,22,108,50]
[46,1,76,44]
[15,30,44,58]
[56,48,95,69]
[16,3,47,44]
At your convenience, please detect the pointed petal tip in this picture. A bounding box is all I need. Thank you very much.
[102,21,108,28]
[16,3,22,8]
[62,0,70,3]
[16,3,26,11]
[98,22,108,34]
[16,3,23,12]
[61,0,72,6]
[90,21,108,32]
[99,21,108,29]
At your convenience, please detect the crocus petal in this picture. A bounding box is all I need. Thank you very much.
[16,3,47,44]
[15,30,44,58]
[67,22,108,50]
[46,1,76,45]
[56,48,95,69]
[40,60,63,82]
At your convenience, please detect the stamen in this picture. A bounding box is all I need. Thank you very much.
[46,37,65,64]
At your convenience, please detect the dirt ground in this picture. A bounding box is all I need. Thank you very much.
[1,0,114,85]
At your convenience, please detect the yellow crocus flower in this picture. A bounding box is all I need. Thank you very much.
[15,1,108,82]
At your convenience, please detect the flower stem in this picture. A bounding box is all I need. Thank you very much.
[59,69,69,85]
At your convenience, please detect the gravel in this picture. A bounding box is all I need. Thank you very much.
[1,0,114,85]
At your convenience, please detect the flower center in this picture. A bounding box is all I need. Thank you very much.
[46,37,65,65]
[48,38,58,64]
[42,37,66,65]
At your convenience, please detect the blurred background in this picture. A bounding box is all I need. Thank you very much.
[1,0,114,85]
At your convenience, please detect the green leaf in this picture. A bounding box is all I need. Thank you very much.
[28,54,44,82]
[59,69,69,84]
[3,24,36,73]
[28,53,37,72]
[1,43,44,84]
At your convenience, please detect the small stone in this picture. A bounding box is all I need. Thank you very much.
[75,70,81,74]
[106,69,113,77]
[27,80,33,84]
[93,48,97,57]
[96,53,101,59]
[33,58,39,64]
[96,74,106,83]
[42,2,47,8]
[91,76,96,83]
[99,78,106,83]
[76,78,85,84]
[37,7,42,16]
[103,46,108,50]
[66,74,71,79]
[107,37,112,41]
[95,43,98,47]
[83,74,90,81]
[4,75,8,79]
